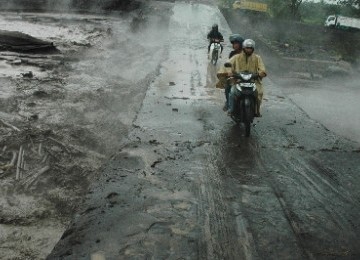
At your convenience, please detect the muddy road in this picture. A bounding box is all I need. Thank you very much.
[46,2,360,260]
[1,1,360,260]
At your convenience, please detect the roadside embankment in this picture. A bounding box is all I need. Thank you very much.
[220,8,360,76]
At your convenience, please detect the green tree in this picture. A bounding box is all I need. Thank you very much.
[300,1,342,24]
[267,0,303,20]
[289,0,303,19]
[338,0,360,16]
[330,0,360,17]
[338,0,360,6]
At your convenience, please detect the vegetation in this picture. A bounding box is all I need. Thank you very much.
[301,1,360,25]
[218,0,359,24]
[338,0,360,16]
[268,0,359,22]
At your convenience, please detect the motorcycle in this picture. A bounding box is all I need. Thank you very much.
[209,39,223,65]
[224,63,259,137]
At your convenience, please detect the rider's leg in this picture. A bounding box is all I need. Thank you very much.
[207,43,211,59]
[228,86,236,114]
[223,90,228,111]
[223,84,231,111]
[255,84,264,116]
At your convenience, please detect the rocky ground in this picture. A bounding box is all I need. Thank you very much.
[0,1,359,259]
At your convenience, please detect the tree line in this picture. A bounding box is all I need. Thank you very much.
[219,0,360,24]
[270,0,360,22]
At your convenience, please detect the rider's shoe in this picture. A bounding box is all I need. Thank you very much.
[254,112,262,117]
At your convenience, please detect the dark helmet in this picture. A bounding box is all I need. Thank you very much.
[212,24,218,31]
[229,34,244,45]
[243,39,255,49]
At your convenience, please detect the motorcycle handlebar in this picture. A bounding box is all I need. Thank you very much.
[251,73,259,80]
[217,72,259,81]
[211,38,224,42]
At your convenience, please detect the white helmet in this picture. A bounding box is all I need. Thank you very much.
[242,39,255,49]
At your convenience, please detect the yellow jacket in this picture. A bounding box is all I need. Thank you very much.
[228,52,266,87]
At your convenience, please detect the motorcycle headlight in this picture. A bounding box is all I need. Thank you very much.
[240,73,252,81]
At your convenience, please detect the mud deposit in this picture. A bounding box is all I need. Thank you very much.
[0,5,170,259]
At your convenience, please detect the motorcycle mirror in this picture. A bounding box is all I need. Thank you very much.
[224,62,232,68]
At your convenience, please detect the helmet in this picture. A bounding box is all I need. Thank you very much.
[243,39,255,49]
[212,24,218,31]
[229,34,244,45]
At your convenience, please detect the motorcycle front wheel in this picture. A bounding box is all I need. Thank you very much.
[211,50,218,65]
[243,98,254,137]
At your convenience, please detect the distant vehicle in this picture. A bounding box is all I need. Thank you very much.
[232,0,268,13]
[324,15,360,31]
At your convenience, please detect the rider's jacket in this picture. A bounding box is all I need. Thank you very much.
[228,52,266,87]
[207,30,224,42]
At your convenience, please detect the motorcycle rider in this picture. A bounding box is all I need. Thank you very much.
[226,39,267,117]
[207,24,224,59]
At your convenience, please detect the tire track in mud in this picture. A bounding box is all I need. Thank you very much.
[193,109,259,260]
[196,147,246,259]
[251,120,360,258]
[211,136,306,260]
[212,133,317,259]
[253,149,315,260]
[257,150,359,257]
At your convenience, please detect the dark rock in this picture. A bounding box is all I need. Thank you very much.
[0,30,58,53]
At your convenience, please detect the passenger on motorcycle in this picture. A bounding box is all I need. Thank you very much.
[226,39,267,117]
[221,34,245,111]
[207,24,224,58]
[228,34,244,59]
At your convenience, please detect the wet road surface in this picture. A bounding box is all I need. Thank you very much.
[48,2,360,259]
[283,77,360,144]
